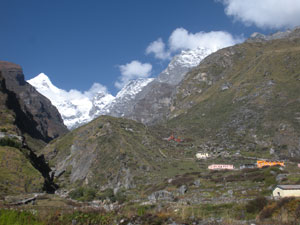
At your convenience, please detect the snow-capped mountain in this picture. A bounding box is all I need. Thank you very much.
[27,74,154,129]
[27,73,115,129]
[158,47,213,85]
[110,47,214,124]
[106,78,154,117]
[28,47,214,128]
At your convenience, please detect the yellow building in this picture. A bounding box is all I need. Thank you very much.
[273,185,300,198]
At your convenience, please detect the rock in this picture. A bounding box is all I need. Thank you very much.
[276,174,288,182]
[178,185,188,195]
[221,82,231,91]
[193,179,201,187]
[148,190,174,202]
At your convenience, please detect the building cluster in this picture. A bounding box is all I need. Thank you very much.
[206,160,285,170]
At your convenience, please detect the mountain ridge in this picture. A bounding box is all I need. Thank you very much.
[28,47,213,128]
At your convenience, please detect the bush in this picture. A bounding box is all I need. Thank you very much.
[69,187,97,202]
[97,188,114,201]
[97,188,127,203]
[259,204,275,220]
[0,138,21,149]
[246,196,268,214]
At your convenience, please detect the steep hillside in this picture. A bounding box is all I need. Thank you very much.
[168,28,300,159]
[42,116,174,191]
[0,62,68,196]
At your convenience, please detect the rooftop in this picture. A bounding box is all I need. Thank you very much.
[277,185,300,190]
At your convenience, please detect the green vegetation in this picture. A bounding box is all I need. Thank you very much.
[0,137,22,149]
[0,209,42,225]
[0,209,114,225]
[246,196,268,214]
[0,146,44,196]
[69,187,127,203]
[69,187,96,202]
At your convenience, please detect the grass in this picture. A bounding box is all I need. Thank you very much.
[0,209,42,225]
[0,146,44,196]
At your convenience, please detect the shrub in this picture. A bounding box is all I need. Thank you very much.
[259,204,276,220]
[114,190,127,203]
[97,188,114,201]
[69,187,97,202]
[69,187,84,199]
[97,188,127,203]
[0,138,21,149]
[246,196,268,214]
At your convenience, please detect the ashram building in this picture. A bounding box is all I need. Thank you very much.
[273,185,300,198]
[208,164,234,170]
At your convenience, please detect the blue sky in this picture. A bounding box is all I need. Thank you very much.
[1,0,300,95]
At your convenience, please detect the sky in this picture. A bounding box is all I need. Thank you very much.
[1,0,300,96]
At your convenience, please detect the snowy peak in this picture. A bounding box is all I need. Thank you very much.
[28,73,60,93]
[116,78,154,99]
[158,47,213,85]
[176,47,213,68]
[28,73,115,129]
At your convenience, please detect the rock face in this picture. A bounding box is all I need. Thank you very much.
[247,27,300,42]
[0,62,68,142]
[148,190,174,202]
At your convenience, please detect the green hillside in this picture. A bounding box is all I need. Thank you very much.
[168,37,300,160]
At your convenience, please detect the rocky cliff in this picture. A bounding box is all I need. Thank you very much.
[0,61,68,142]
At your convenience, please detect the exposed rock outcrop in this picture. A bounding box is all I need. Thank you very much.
[0,61,68,142]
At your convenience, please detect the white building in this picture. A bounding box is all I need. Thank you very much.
[195,152,210,159]
[273,185,300,198]
[208,164,234,170]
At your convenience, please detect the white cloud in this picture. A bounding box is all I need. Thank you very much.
[146,28,242,60]
[221,0,300,29]
[146,38,171,60]
[169,28,241,52]
[83,83,108,99]
[115,60,152,89]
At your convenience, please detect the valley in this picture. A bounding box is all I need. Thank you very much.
[1,28,300,224]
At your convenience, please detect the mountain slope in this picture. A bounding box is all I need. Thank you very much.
[0,62,67,196]
[42,116,178,191]
[112,48,213,124]
[167,28,300,159]
[158,47,213,85]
